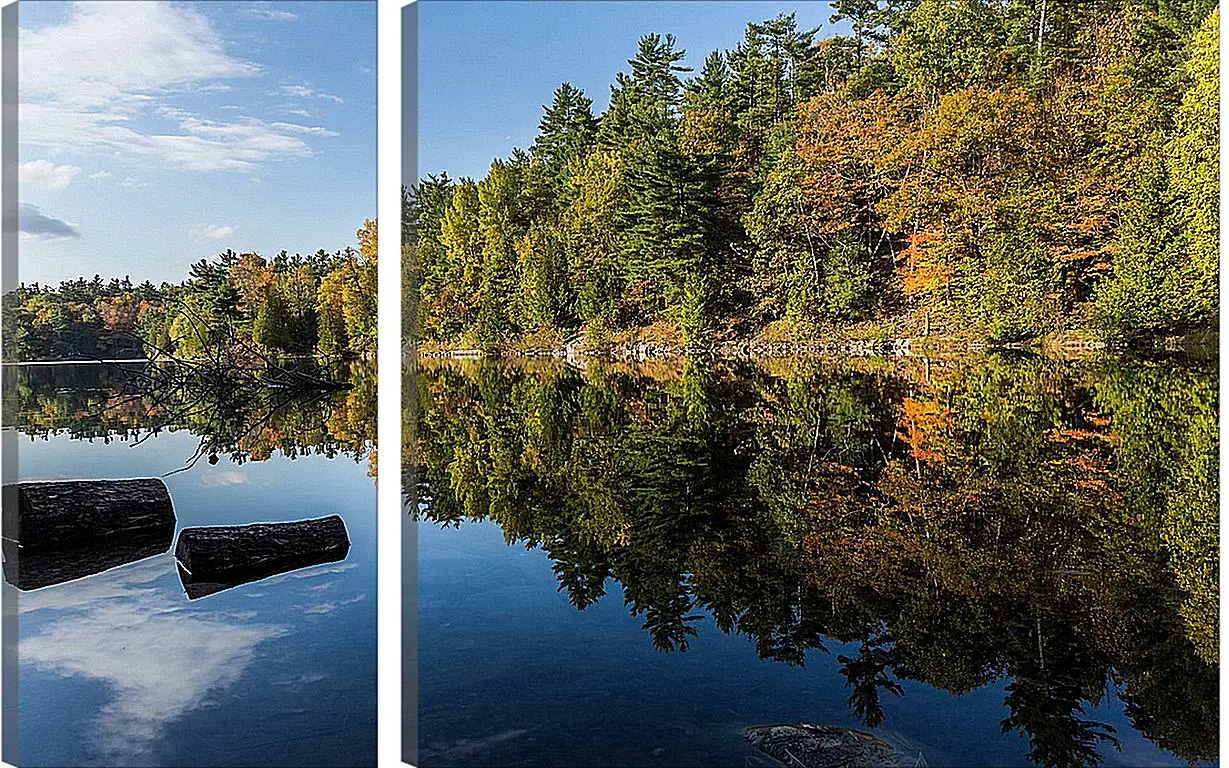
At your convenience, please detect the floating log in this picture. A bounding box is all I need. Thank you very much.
[175,515,350,599]
[2,479,176,590]
[3,478,175,551]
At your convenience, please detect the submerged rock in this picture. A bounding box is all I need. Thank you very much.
[745,724,903,768]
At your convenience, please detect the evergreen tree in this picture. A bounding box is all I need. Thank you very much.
[532,83,598,186]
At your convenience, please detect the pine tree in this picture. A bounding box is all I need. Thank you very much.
[532,83,598,185]
[597,34,691,148]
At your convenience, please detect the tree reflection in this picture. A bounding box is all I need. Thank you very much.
[5,361,376,476]
[409,353,1217,766]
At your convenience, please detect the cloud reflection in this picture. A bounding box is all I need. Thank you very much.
[20,556,284,765]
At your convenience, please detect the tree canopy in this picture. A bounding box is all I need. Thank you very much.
[410,2,1218,351]
[4,219,379,362]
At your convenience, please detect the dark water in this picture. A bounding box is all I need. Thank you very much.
[4,362,377,767]
[410,354,1218,768]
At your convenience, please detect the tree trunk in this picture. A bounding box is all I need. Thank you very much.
[1037,0,1048,55]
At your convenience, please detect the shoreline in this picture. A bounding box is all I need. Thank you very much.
[412,333,1217,362]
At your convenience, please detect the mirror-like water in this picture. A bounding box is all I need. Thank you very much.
[5,362,377,767]
[410,354,1218,768]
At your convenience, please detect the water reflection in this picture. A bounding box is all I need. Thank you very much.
[4,530,172,591]
[410,354,1217,766]
[17,556,285,765]
[5,359,376,473]
[7,362,377,767]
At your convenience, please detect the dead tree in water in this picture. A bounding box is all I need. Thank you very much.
[128,300,354,393]
[84,303,362,476]
[175,515,350,598]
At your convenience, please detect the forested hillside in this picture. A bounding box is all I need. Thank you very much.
[4,219,378,361]
[408,0,1219,351]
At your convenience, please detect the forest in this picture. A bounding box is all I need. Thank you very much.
[3,219,378,362]
[407,0,1219,352]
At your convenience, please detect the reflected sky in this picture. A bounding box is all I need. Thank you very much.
[19,557,284,764]
[9,364,377,767]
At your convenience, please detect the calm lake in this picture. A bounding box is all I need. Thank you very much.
[4,362,377,767]
[410,353,1218,768]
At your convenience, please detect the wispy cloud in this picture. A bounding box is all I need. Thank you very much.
[20,2,326,173]
[303,593,365,615]
[192,224,237,240]
[20,160,82,191]
[269,122,339,137]
[19,203,80,240]
[275,84,345,104]
[241,2,299,22]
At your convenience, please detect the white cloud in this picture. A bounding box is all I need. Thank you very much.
[21,2,260,110]
[19,2,325,173]
[198,469,250,487]
[20,160,82,191]
[18,203,80,240]
[88,170,111,181]
[275,84,345,104]
[192,224,237,240]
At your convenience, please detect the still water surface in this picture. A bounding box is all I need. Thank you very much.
[412,353,1217,768]
[6,362,377,767]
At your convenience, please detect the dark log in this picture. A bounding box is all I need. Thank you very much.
[2,479,175,551]
[175,515,350,599]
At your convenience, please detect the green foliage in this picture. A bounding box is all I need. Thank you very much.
[411,2,1217,349]
[532,82,597,189]
[253,290,293,351]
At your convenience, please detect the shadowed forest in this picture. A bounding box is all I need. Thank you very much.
[407,0,1218,353]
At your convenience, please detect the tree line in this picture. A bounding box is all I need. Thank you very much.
[3,220,378,361]
[407,0,1218,351]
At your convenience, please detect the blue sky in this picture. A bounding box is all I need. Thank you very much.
[414,0,850,182]
[18,1,376,286]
